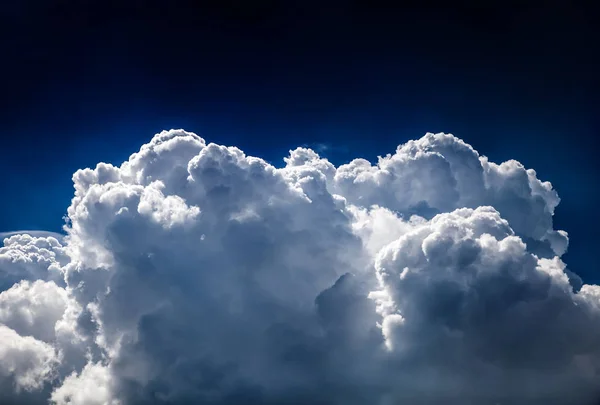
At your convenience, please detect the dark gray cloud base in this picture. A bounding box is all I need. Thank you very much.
[0,130,598,405]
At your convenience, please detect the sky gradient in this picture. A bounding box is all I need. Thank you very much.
[1,2,600,404]
[2,1,597,282]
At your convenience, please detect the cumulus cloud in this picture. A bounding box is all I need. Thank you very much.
[0,324,59,392]
[333,134,568,255]
[0,231,65,241]
[0,280,70,342]
[371,206,600,404]
[0,234,67,291]
[0,129,598,405]
[50,363,119,405]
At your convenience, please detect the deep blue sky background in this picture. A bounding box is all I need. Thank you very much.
[1,1,598,281]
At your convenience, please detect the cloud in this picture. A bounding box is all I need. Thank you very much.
[0,324,59,393]
[0,129,598,405]
[0,280,70,343]
[371,206,600,404]
[0,231,66,242]
[333,133,567,256]
[50,363,119,405]
[0,233,67,291]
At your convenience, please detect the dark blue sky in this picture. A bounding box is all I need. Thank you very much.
[1,1,598,280]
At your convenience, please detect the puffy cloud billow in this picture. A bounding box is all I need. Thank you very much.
[0,130,598,405]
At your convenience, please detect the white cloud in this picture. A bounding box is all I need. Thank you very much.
[0,234,67,291]
[371,206,600,403]
[0,231,65,242]
[0,324,59,392]
[0,280,70,342]
[333,133,567,256]
[59,133,366,402]
[0,130,597,405]
[50,363,119,405]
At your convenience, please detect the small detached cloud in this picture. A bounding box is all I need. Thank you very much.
[0,129,598,405]
[0,231,66,242]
